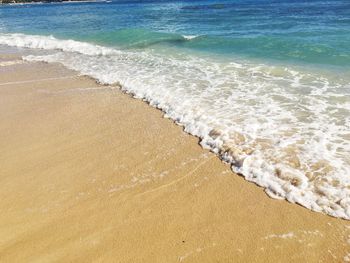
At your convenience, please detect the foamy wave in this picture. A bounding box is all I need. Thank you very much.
[182,35,199,40]
[1,33,350,219]
[0,33,120,56]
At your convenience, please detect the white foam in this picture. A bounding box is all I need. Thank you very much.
[264,232,295,239]
[1,33,350,219]
[0,33,120,56]
[0,59,25,67]
[182,35,199,40]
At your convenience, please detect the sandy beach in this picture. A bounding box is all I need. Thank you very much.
[0,50,350,262]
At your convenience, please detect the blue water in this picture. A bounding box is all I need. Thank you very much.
[1,0,350,219]
[0,0,350,68]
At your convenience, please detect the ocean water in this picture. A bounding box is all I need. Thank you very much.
[0,0,349,219]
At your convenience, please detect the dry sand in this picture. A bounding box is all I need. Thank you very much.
[0,51,350,262]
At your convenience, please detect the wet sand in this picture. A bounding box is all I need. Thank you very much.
[0,51,350,262]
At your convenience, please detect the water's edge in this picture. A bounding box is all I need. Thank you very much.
[1,33,349,220]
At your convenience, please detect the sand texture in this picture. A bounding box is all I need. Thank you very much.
[0,52,350,262]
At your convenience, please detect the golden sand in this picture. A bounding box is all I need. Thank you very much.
[0,53,350,262]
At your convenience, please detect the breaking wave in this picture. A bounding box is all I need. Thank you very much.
[1,32,350,219]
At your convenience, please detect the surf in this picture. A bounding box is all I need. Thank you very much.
[1,32,349,219]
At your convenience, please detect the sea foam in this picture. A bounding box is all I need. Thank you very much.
[182,35,199,40]
[1,33,349,219]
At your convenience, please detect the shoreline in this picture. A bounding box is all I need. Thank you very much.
[1,49,350,262]
[13,32,350,220]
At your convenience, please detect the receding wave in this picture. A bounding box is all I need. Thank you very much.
[1,33,350,219]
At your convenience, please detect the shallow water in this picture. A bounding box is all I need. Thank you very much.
[0,0,349,219]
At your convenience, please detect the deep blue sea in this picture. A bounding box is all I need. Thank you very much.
[0,0,349,219]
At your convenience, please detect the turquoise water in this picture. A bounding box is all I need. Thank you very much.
[0,0,350,219]
[0,0,350,68]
